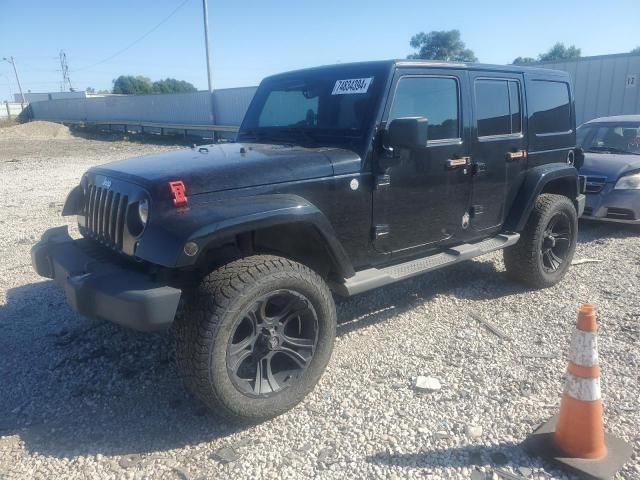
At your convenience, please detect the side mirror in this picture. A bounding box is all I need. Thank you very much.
[387,117,429,149]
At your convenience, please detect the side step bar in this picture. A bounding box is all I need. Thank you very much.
[331,233,520,297]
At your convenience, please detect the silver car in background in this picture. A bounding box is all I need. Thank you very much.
[577,115,640,224]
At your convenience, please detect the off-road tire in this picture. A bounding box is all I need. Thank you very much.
[503,193,577,289]
[175,255,336,422]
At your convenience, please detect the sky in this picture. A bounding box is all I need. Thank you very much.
[1,0,639,101]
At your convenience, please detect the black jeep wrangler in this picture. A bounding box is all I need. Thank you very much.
[32,60,585,421]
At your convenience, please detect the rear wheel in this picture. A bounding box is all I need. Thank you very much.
[504,194,578,288]
[175,255,336,422]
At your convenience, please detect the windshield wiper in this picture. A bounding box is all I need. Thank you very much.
[278,127,319,147]
[586,146,640,155]
[238,128,274,141]
[239,127,318,146]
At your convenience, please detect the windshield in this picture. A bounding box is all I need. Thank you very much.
[577,123,640,155]
[238,65,389,148]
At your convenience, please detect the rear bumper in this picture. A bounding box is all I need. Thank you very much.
[31,226,181,331]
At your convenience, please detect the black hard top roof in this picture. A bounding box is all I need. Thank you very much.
[263,59,570,82]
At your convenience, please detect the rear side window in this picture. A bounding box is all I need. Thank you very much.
[389,76,459,141]
[529,80,571,134]
[475,79,522,137]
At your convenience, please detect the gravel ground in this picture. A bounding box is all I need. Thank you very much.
[1,123,639,480]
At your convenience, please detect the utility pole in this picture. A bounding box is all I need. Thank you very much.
[59,50,74,92]
[202,0,216,140]
[2,56,25,107]
[202,0,214,94]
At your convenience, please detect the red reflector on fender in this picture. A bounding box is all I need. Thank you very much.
[169,181,188,207]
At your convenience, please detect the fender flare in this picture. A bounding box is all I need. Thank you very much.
[504,163,579,232]
[136,194,355,278]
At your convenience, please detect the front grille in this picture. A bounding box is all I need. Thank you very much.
[585,176,607,194]
[84,184,128,249]
[606,207,635,221]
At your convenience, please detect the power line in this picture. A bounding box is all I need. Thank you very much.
[71,0,191,73]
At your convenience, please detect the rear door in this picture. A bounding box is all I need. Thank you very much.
[469,72,527,233]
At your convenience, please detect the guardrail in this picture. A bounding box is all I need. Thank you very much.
[27,88,256,138]
[42,118,240,138]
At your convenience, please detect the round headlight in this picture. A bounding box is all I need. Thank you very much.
[138,199,149,225]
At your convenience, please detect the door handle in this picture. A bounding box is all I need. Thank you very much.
[447,156,470,169]
[506,150,528,161]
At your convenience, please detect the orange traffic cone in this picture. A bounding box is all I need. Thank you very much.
[524,304,632,480]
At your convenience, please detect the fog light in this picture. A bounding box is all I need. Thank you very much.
[184,241,199,257]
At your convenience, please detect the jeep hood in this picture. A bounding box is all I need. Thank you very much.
[580,152,640,182]
[90,143,361,195]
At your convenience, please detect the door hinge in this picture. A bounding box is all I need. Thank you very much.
[373,224,390,240]
[375,174,391,189]
[471,162,487,176]
[471,205,485,217]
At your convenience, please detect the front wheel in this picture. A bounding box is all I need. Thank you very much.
[175,255,336,422]
[504,193,578,289]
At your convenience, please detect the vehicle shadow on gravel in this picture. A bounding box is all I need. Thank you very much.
[577,219,639,245]
[0,281,247,459]
[336,260,529,335]
[366,442,531,472]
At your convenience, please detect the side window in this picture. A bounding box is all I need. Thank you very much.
[475,79,522,137]
[389,76,459,141]
[529,80,571,134]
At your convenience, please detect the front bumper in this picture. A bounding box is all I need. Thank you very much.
[581,184,640,224]
[31,226,181,331]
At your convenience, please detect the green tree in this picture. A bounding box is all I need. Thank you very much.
[111,75,197,94]
[112,75,153,94]
[407,29,477,62]
[512,43,581,65]
[151,78,197,93]
[631,46,640,54]
[512,56,537,65]
[538,43,581,62]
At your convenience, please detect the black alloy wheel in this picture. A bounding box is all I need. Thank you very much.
[175,255,336,422]
[226,290,319,397]
[503,193,578,289]
[540,211,573,273]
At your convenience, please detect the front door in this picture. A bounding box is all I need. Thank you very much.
[372,70,472,255]
[468,72,527,233]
